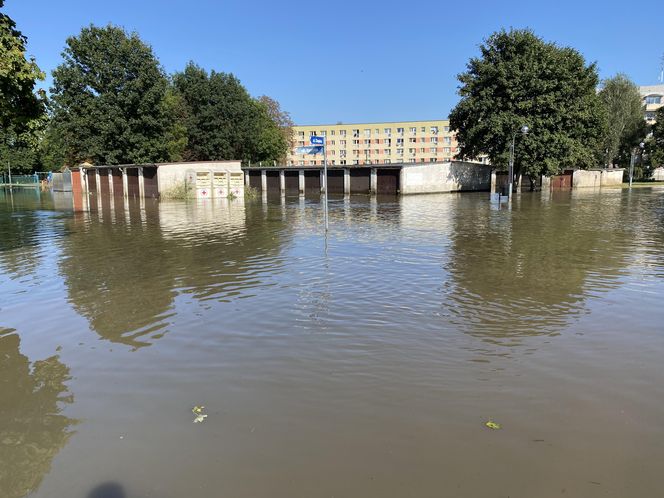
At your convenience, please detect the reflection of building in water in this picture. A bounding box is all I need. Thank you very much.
[59,198,287,349]
[0,328,77,498]
[443,194,628,346]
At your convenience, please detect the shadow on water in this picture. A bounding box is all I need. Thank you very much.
[0,328,78,498]
[87,483,126,498]
[57,196,290,350]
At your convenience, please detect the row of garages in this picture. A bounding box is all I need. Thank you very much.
[81,166,159,198]
[245,168,401,195]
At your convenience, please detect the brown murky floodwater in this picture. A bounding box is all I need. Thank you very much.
[1,187,664,498]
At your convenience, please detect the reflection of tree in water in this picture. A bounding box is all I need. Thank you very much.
[0,192,69,280]
[59,199,288,349]
[0,328,77,498]
[444,193,628,344]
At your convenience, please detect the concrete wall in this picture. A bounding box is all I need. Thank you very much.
[572,169,624,188]
[157,161,242,193]
[400,161,491,194]
[652,167,664,181]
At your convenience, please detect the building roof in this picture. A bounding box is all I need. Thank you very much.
[639,84,664,96]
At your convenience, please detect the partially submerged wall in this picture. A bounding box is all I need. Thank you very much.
[157,161,242,193]
[572,169,624,188]
[400,161,491,194]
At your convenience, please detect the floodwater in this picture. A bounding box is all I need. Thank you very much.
[1,186,664,498]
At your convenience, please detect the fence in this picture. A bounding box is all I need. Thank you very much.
[0,173,39,185]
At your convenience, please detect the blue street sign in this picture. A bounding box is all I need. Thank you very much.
[295,145,324,155]
[310,136,324,145]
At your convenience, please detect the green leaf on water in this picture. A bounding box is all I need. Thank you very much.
[192,405,205,414]
[485,421,501,430]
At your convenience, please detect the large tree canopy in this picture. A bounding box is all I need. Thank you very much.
[0,0,44,132]
[172,62,287,164]
[50,25,171,165]
[598,74,646,167]
[449,29,605,181]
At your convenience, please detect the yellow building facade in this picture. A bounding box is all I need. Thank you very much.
[287,120,458,166]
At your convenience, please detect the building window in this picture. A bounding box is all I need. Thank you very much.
[420,148,425,153]
[421,158,426,163]
[409,137,417,143]
[364,139,370,145]
[443,126,450,132]
[408,148,416,154]
[329,150,335,155]
[330,140,335,145]
[310,131,317,136]
[444,147,451,153]
[410,127,417,134]
[397,138,404,145]
[384,149,391,155]
[330,130,335,136]
[353,160,359,165]
[397,127,404,135]
[340,160,347,165]
[431,137,438,144]
[352,129,360,137]
[444,137,452,145]
[320,131,326,136]
[430,147,437,153]
[421,126,426,133]
[352,149,359,155]
[646,95,662,104]
[430,158,436,162]
[374,149,380,154]
[364,149,371,155]
[298,141,305,146]
[298,160,304,166]
[430,126,439,134]
[353,139,360,145]
[385,159,391,164]
[384,128,392,136]
[384,138,391,146]
[340,130,347,137]
[340,150,346,157]
[375,128,380,134]
[364,129,371,136]
[396,148,404,155]
[340,140,346,146]
[646,111,656,121]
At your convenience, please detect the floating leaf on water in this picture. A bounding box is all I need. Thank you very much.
[192,405,205,414]
[485,421,501,430]
[193,414,208,424]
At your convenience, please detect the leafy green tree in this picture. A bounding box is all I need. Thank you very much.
[598,74,646,167]
[172,62,288,163]
[0,0,45,132]
[50,24,171,165]
[449,29,605,185]
[648,106,664,168]
[257,95,294,163]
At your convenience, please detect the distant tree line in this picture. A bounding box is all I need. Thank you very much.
[450,29,663,185]
[1,6,292,174]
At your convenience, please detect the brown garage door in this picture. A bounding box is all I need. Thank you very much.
[86,170,97,193]
[284,171,299,194]
[98,169,110,195]
[326,170,344,194]
[304,170,320,192]
[265,170,280,192]
[126,168,140,198]
[377,169,400,194]
[112,169,123,196]
[248,171,262,189]
[143,167,159,198]
[350,168,371,194]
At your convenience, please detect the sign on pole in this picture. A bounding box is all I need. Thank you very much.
[310,136,324,145]
[295,145,324,155]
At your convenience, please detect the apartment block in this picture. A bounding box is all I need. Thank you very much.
[640,84,664,123]
[288,120,458,166]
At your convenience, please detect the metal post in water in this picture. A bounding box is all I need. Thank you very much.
[508,134,515,201]
[323,138,329,233]
[629,149,635,188]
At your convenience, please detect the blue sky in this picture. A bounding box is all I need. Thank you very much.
[7,0,663,124]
